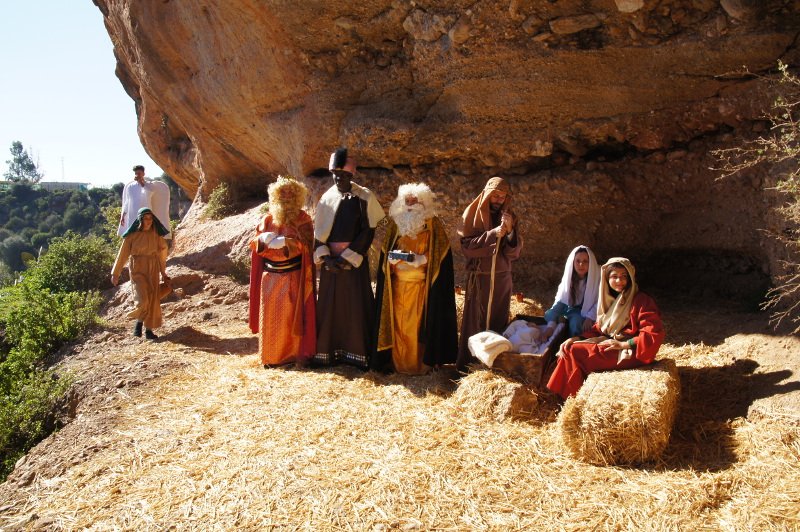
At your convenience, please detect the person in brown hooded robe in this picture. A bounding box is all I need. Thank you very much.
[111,207,169,340]
[457,177,523,372]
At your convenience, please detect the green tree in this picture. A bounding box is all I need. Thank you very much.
[0,235,33,273]
[25,232,114,293]
[4,141,43,183]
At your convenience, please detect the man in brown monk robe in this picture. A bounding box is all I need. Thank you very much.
[457,177,523,372]
[314,148,385,367]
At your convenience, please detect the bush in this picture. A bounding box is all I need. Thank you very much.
[0,235,33,273]
[715,62,800,332]
[24,232,115,293]
[0,286,102,376]
[0,282,101,479]
[203,182,236,220]
[228,251,251,285]
[4,216,25,232]
[0,261,12,287]
[0,370,70,477]
[30,232,50,250]
[99,205,123,250]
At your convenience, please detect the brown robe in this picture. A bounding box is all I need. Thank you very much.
[457,210,523,371]
[111,229,168,329]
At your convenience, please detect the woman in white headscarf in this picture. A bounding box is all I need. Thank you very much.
[543,245,600,338]
[546,257,665,399]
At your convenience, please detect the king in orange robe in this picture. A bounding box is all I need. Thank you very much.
[248,176,316,367]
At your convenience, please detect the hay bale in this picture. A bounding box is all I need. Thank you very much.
[558,358,680,465]
[448,369,539,422]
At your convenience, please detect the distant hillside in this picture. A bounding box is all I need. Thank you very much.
[0,182,122,277]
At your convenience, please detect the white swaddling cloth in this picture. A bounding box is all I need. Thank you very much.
[468,331,513,367]
[502,320,565,354]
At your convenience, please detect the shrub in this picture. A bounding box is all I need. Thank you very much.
[203,182,236,220]
[24,232,115,293]
[715,62,800,332]
[4,216,25,232]
[0,235,33,273]
[0,284,102,378]
[100,205,123,250]
[228,251,251,285]
[30,232,50,250]
[0,282,101,479]
[0,370,71,478]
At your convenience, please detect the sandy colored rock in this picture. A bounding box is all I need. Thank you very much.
[721,0,759,20]
[614,0,645,13]
[93,1,800,294]
[549,14,602,34]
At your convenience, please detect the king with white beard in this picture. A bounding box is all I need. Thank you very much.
[372,183,459,374]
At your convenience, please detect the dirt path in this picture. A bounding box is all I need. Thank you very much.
[1,274,799,530]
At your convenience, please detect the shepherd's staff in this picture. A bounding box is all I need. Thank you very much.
[485,205,511,331]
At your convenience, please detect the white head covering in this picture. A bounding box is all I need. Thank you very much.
[552,245,600,320]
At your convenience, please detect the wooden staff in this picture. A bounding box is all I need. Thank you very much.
[485,205,511,331]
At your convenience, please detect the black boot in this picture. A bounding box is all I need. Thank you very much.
[145,329,159,341]
[133,321,143,337]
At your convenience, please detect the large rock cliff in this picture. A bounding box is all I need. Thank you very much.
[95,0,800,298]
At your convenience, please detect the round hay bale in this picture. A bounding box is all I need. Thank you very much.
[557,358,680,465]
[448,369,539,422]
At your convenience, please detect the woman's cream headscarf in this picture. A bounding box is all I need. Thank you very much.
[458,177,510,238]
[596,257,638,339]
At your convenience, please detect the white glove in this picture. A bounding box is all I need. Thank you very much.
[408,254,428,268]
[258,232,278,246]
[267,235,286,249]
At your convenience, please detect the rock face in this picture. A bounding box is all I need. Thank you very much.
[95,0,800,297]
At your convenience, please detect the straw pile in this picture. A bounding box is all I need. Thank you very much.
[558,358,681,465]
[2,310,800,530]
[448,369,540,422]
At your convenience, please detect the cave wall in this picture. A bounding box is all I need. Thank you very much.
[95,0,800,298]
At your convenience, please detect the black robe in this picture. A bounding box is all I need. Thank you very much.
[315,194,376,366]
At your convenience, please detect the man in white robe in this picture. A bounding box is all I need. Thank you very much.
[118,165,172,239]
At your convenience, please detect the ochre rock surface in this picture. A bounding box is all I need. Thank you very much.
[95,0,800,296]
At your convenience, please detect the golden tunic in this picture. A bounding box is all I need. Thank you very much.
[111,229,168,329]
[389,227,431,375]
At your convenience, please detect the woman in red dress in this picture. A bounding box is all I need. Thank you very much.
[546,257,665,400]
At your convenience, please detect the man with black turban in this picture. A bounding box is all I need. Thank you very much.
[314,148,384,367]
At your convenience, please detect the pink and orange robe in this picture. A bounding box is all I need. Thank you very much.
[248,212,316,365]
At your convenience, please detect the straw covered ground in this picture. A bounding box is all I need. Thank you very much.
[1,276,799,530]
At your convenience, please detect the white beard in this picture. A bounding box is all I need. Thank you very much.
[392,204,428,237]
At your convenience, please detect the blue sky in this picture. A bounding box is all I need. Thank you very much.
[0,2,163,187]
